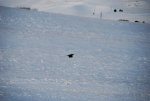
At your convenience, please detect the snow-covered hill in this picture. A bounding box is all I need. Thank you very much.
[0,0,150,23]
[0,6,150,101]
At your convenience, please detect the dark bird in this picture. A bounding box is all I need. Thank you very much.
[119,9,123,12]
[67,54,74,58]
[114,9,117,12]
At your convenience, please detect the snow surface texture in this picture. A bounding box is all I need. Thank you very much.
[0,0,150,23]
[0,6,150,101]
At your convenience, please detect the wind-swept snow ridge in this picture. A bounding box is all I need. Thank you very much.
[0,0,150,22]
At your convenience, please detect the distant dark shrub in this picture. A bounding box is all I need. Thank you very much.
[18,7,38,11]
[118,19,129,22]
[93,12,95,15]
[19,7,31,10]
[134,20,139,22]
